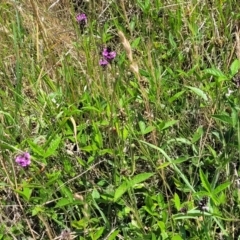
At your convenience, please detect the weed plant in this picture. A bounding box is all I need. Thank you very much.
[0,0,240,239]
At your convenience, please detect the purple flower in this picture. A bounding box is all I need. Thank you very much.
[15,152,31,167]
[99,58,109,67]
[102,48,116,61]
[76,13,87,25]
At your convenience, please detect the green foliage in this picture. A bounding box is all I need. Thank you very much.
[0,0,240,239]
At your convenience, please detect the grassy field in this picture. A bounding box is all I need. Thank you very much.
[1,0,240,239]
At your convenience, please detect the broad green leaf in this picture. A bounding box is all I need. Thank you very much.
[108,230,119,240]
[218,192,226,205]
[15,187,32,201]
[94,132,103,148]
[81,144,98,152]
[122,126,129,140]
[168,90,185,103]
[151,233,157,240]
[192,126,204,143]
[28,140,45,157]
[230,59,240,76]
[172,156,189,164]
[44,135,61,158]
[139,121,146,134]
[143,125,155,135]
[91,227,105,240]
[159,120,179,131]
[114,181,128,202]
[92,188,100,199]
[172,235,183,240]
[32,206,44,216]
[213,181,231,195]
[212,114,232,125]
[199,169,211,193]
[131,37,141,48]
[55,197,72,208]
[71,217,88,229]
[130,172,154,186]
[157,162,171,169]
[174,193,181,211]
[114,173,154,202]
[158,221,165,231]
[204,68,226,78]
[186,86,208,101]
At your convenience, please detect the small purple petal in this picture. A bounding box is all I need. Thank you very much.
[99,58,109,66]
[76,13,87,24]
[15,152,31,167]
[102,48,116,61]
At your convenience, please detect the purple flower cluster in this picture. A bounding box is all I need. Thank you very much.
[99,47,117,67]
[15,152,31,167]
[76,13,87,26]
[75,14,116,67]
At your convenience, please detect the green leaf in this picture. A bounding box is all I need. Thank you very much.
[230,59,240,76]
[44,135,61,158]
[94,132,103,148]
[143,125,155,135]
[15,187,32,201]
[28,140,45,157]
[46,171,61,186]
[91,227,105,240]
[169,32,177,48]
[81,144,98,152]
[172,235,183,240]
[114,181,128,202]
[159,120,179,131]
[212,114,232,125]
[157,162,171,169]
[199,169,212,193]
[122,126,129,140]
[108,230,120,240]
[172,156,189,164]
[92,188,100,199]
[213,181,231,195]
[186,86,208,101]
[139,121,146,134]
[130,172,154,186]
[55,197,73,208]
[131,37,141,48]
[71,217,88,229]
[192,126,204,143]
[174,193,181,211]
[32,206,44,216]
[114,173,154,202]
[204,68,226,78]
[168,90,185,103]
